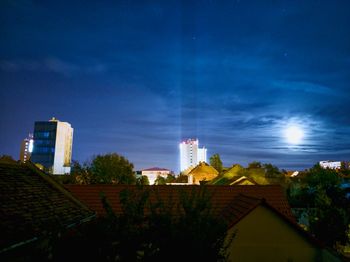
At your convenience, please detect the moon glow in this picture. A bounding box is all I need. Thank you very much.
[285,125,304,145]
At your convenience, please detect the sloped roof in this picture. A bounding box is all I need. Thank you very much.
[229,176,258,185]
[65,185,295,222]
[221,194,263,226]
[0,162,95,252]
[222,194,323,247]
[188,162,218,175]
[182,165,195,175]
[188,162,219,183]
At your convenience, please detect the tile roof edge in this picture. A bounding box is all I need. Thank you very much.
[0,237,38,254]
[25,162,95,214]
[225,194,264,227]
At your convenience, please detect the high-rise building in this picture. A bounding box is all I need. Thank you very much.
[31,117,73,175]
[198,147,207,163]
[179,139,207,172]
[19,134,34,163]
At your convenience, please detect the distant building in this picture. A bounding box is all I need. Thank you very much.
[187,162,218,185]
[141,167,171,185]
[197,147,207,163]
[19,134,34,163]
[319,160,341,170]
[179,139,207,172]
[31,117,73,175]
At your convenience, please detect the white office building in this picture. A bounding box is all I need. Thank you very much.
[198,147,207,163]
[31,117,73,174]
[179,139,207,172]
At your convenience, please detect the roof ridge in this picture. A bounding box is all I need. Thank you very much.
[25,162,94,212]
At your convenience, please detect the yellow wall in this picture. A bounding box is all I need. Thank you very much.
[192,172,218,184]
[226,206,324,262]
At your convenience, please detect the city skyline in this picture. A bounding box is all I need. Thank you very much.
[1,1,350,172]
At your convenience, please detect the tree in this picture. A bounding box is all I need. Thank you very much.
[287,164,350,247]
[247,161,262,169]
[70,160,94,184]
[90,153,136,184]
[99,186,230,261]
[175,175,189,183]
[263,163,283,178]
[46,186,232,261]
[210,154,223,174]
[155,176,166,185]
[165,174,176,183]
[137,175,150,185]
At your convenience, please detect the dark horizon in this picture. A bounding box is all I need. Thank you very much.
[1,1,350,173]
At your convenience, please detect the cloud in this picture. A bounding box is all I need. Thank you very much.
[272,80,338,96]
[0,57,107,76]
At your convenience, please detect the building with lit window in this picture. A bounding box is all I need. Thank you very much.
[179,139,207,172]
[319,160,341,170]
[19,134,34,163]
[31,117,73,175]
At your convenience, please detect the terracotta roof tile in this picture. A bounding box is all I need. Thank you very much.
[0,163,95,251]
[65,185,295,222]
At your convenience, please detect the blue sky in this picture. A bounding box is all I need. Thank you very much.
[1,0,350,172]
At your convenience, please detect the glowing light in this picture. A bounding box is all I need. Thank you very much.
[29,139,34,153]
[285,125,304,145]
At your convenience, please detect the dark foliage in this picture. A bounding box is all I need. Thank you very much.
[287,164,350,247]
[50,186,230,261]
[69,154,136,184]
[210,154,223,174]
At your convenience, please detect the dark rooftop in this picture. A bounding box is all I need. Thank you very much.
[0,162,95,252]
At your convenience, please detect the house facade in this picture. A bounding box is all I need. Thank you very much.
[141,167,171,185]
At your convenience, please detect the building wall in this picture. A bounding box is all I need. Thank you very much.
[31,121,57,171]
[197,147,207,163]
[141,170,170,185]
[31,118,73,175]
[179,139,198,172]
[53,121,73,174]
[179,139,207,172]
[19,135,33,163]
[190,172,218,184]
[319,161,341,169]
[226,206,322,262]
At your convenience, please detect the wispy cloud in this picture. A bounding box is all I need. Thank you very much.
[0,57,107,76]
[272,80,337,96]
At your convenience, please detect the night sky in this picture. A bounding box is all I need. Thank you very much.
[1,0,350,172]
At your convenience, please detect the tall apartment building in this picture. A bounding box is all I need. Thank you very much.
[31,117,73,175]
[179,138,207,172]
[19,134,34,163]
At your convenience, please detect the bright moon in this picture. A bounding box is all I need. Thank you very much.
[285,125,304,145]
